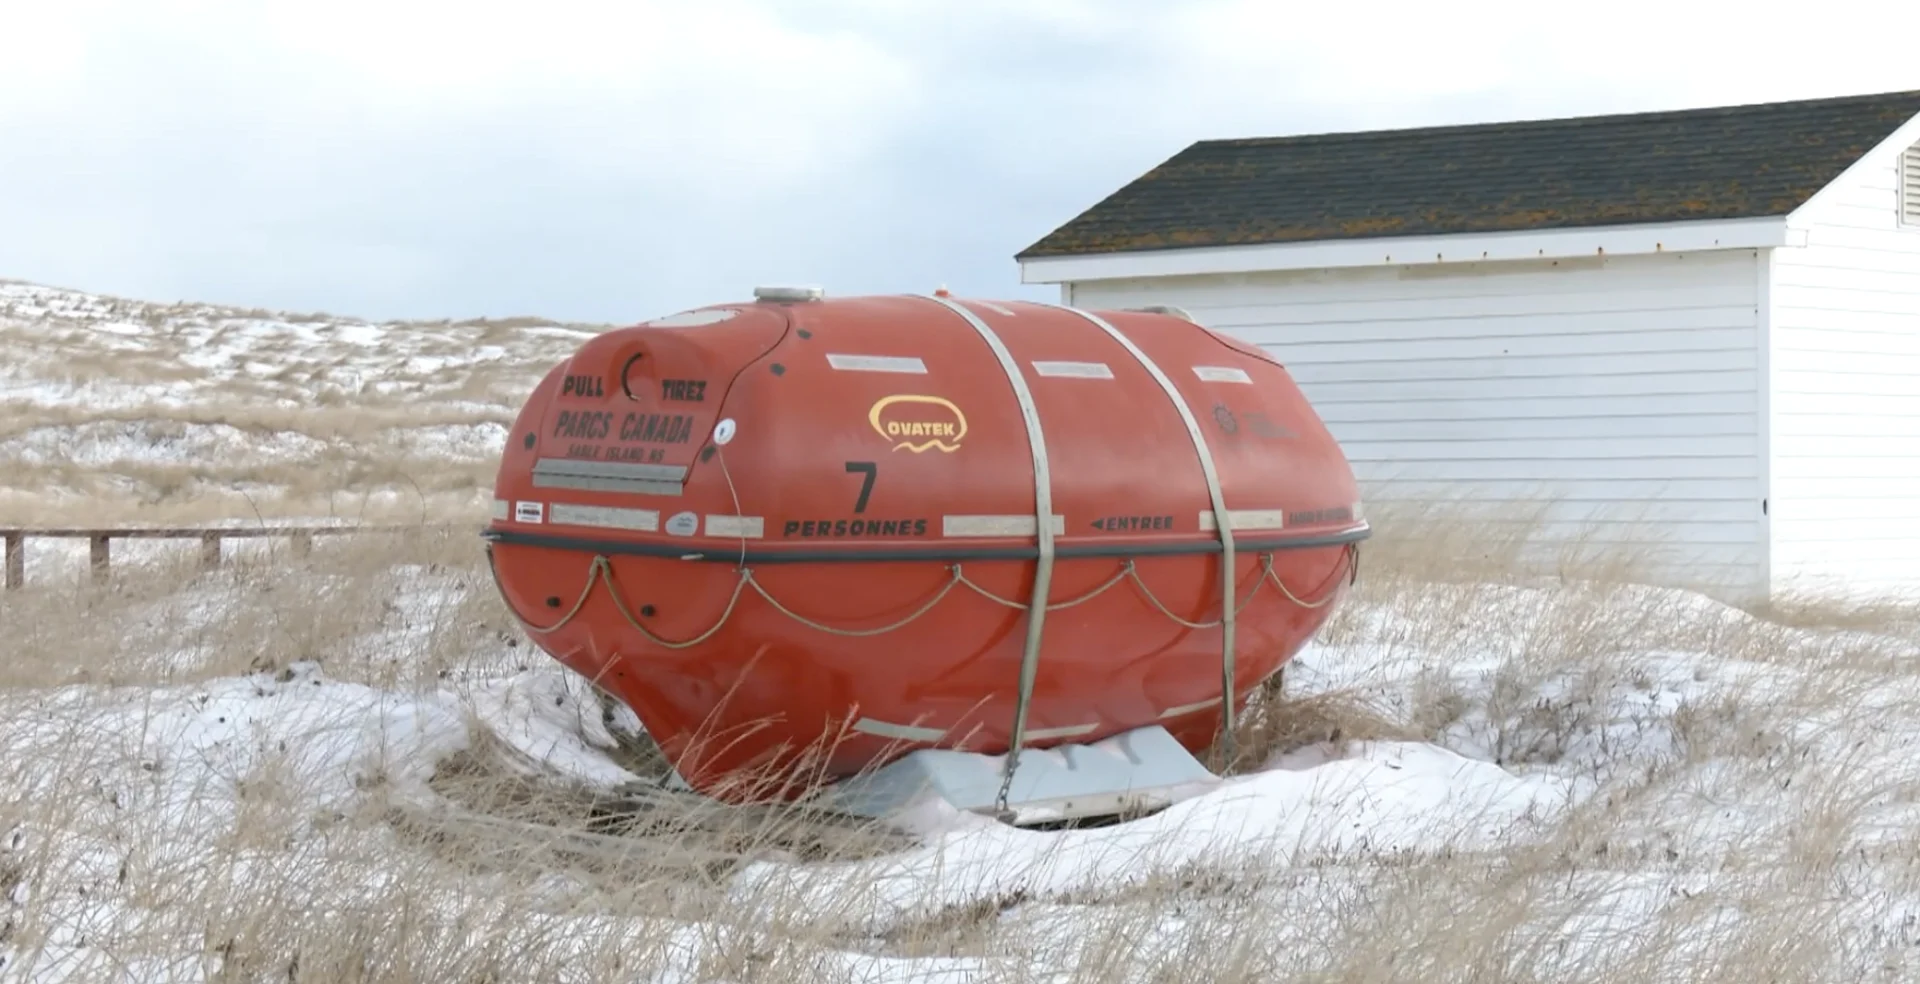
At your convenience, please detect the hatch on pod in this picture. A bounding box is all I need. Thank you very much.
[529,303,789,496]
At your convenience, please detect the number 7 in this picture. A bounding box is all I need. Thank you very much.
[844,461,877,514]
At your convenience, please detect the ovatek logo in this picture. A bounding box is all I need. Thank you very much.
[868,394,967,453]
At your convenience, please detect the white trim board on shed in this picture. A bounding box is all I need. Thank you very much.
[1020,215,1799,285]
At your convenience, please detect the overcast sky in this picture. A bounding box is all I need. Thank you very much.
[2,0,1916,324]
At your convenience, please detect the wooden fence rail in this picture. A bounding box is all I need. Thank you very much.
[0,524,464,590]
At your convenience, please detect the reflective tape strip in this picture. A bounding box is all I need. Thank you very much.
[1031,360,1114,379]
[705,514,765,538]
[852,716,1098,744]
[531,458,686,496]
[645,309,738,328]
[549,503,661,532]
[1159,697,1223,720]
[826,353,928,374]
[1026,722,1100,741]
[1193,365,1254,384]
[1198,509,1288,532]
[490,499,510,520]
[942,514,1066,538]
[853,717,946,742]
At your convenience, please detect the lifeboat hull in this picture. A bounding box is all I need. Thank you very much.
[483,292,1368,807]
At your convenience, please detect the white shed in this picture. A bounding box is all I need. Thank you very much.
[1016,90,1920,604]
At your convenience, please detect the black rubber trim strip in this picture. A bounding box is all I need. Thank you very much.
[479,523,1371,565]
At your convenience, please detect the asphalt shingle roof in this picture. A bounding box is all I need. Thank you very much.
[1016,90,1920,260]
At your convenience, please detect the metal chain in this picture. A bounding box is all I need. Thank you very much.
[508,554,609,636]
[1121,553,1274,629]
[741,565,967,637]
[600,558,753,649]
[954,562,1134,612]
[1266,545,1354,610]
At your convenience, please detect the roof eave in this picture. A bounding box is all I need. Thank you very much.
[1017,215,1797,285]
[1785,107,1920,227]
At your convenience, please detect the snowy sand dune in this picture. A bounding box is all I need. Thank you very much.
[0,279,609,525]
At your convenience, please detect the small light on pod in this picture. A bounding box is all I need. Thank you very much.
[713,418,737,445]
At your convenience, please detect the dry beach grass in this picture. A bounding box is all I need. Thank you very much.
[4,278,1919,980]
[0,503,1917,981]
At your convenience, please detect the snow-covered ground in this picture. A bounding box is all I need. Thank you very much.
[4,277,1918,981]
[0,278,604,525]
[2,531,1917,982]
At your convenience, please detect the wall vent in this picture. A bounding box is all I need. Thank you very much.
[1903,141,1920,227]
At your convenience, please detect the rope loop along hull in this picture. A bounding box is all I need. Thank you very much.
[483,292,1368,808]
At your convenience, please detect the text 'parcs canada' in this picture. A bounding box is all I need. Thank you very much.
[552,410,695,444]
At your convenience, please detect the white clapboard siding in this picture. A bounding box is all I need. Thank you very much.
[1771,139,1920,597]
[1070,249,1764,595]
